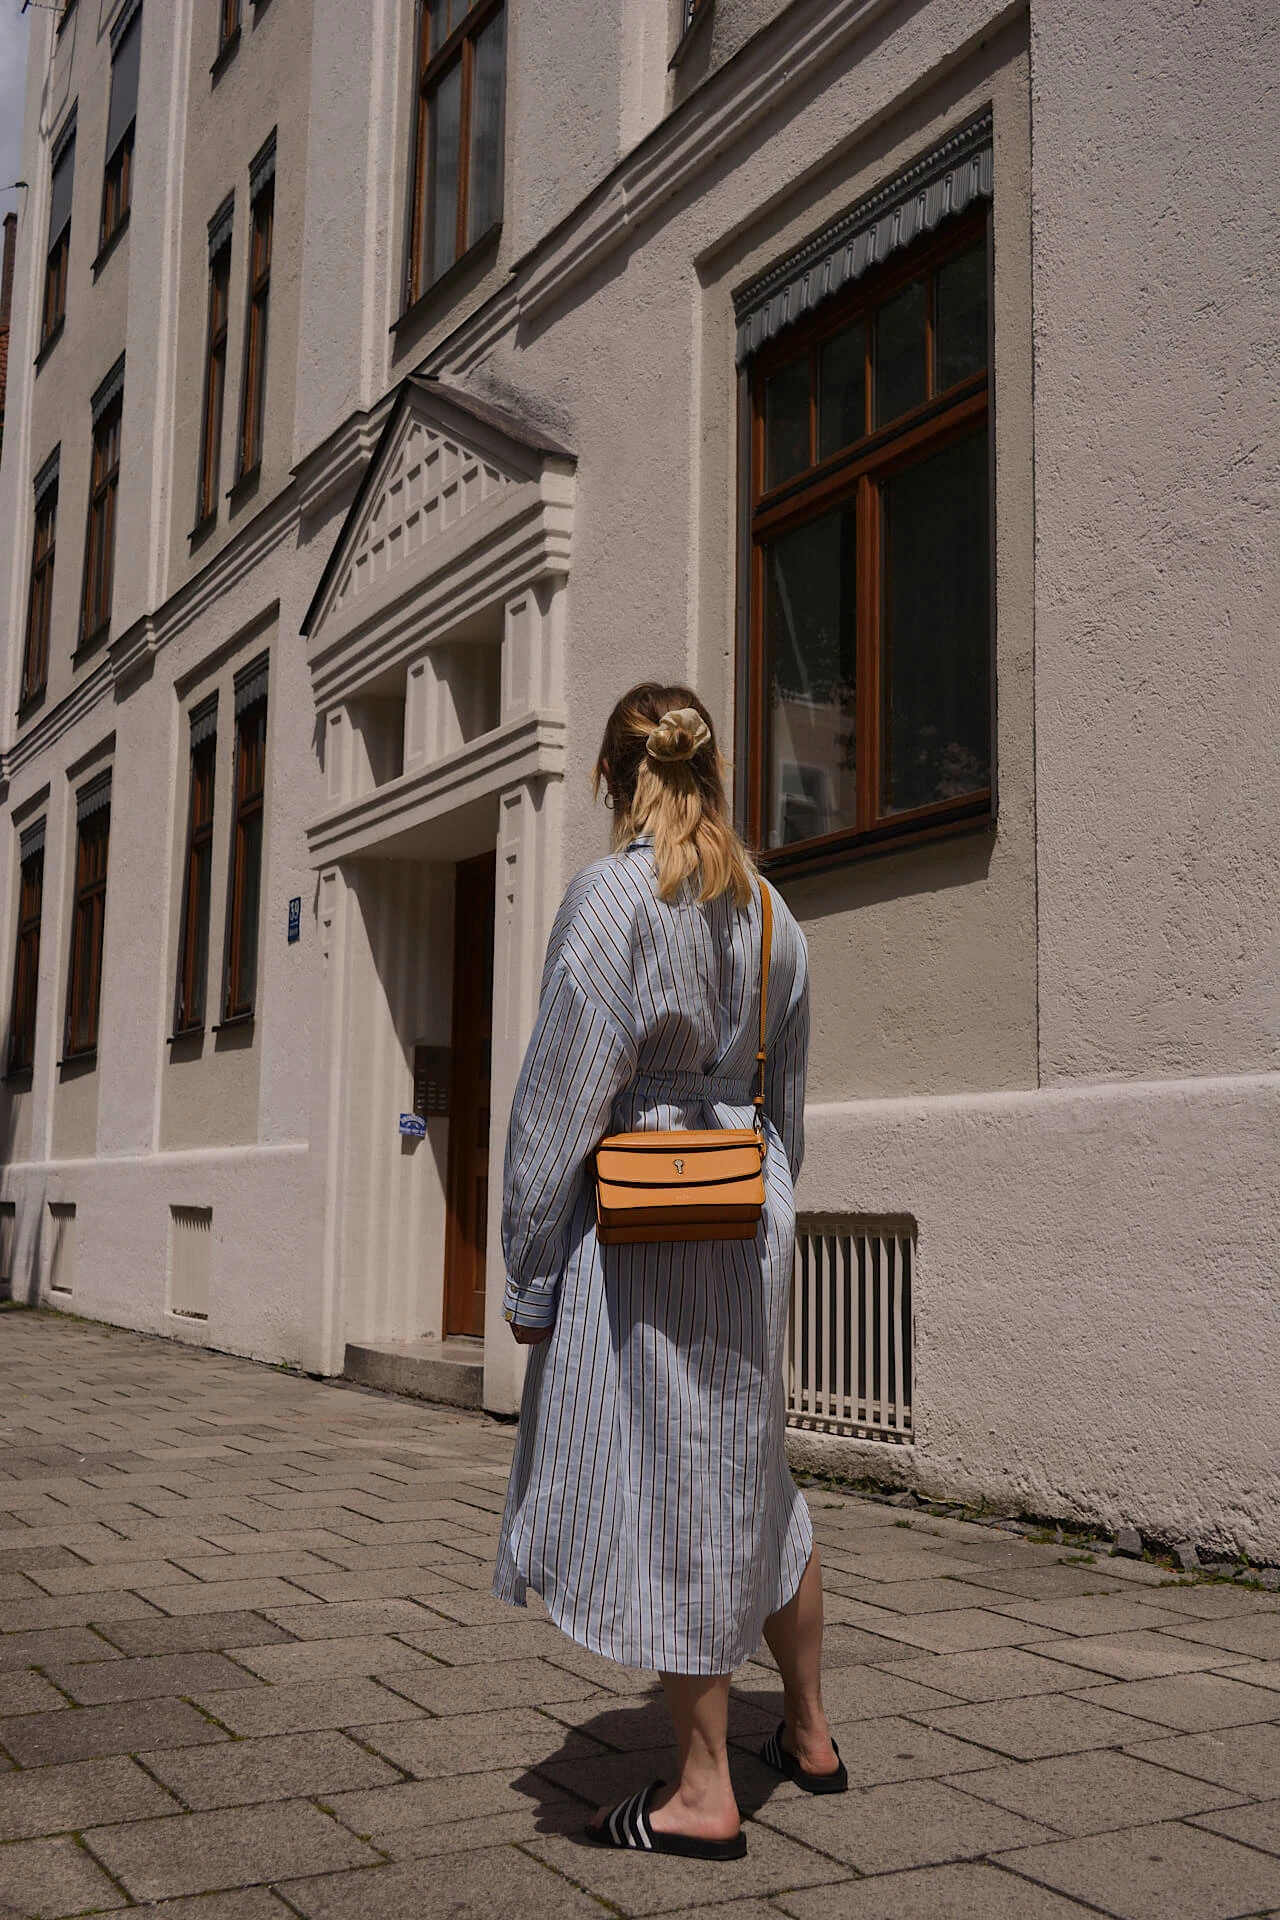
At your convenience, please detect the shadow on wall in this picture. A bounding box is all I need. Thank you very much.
[780,820,995,927]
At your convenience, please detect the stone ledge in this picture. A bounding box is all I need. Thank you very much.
[343,1338,484,1410]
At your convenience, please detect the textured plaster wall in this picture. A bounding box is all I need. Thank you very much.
[1030,0,1280,1086]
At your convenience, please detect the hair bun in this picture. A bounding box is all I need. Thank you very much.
[645,707,711,764]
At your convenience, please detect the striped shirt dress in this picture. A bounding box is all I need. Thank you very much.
[493,836,814,1675]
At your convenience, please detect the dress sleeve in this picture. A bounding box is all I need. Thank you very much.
[501,952,636,1330]
[763,915,810,1184]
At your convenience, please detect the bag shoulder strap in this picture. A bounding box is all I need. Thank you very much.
[754,878,773,1133]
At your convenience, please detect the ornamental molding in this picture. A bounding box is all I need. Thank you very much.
[307,707,567,865]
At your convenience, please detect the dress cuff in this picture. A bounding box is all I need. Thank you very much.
[502,1275,559,1329]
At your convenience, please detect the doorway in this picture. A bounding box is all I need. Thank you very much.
[443,850,495,1338]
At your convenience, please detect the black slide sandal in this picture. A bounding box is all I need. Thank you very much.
[761,1721,849,1794]
[585,1779,748,1859]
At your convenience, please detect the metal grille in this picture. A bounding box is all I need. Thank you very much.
[169,1206,212,1320]
[786,1218,914,1442]
[48,1203,76,1297]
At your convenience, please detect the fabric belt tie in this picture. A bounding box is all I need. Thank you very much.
[629,1071,756,1101]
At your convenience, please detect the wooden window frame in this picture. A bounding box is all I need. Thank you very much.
[218,0,241,53]
[236,177,272,482]
[21,485,57,708]
[81,395,122,646]
[742,209,994,878]
[42,132,75,350]
[64,804,110,1061]
[222,693,267,1022]
[197,241,231,524]
[174,728,217,1035]
[100,122,134,254]
[7,843,45,1077]
[404,0,506,308]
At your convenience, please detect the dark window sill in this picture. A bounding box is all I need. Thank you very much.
[167,1024,205,1045]
[57,0,77,36]
[669,0,712,69]
[92,208,130,276]
[16,686,48,723]
[211,25,241,80]
[3,1065,34,1088]
[212,1011,255,1036]
[189,508,218,544]
[35,320,65,374]
[73,623,111,664]
[392,223,501,338]
[58,1048,98,1071]
[227,464,260,508]
[757,801,994,882]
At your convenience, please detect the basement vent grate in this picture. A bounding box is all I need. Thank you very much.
[0,1201,14,1300]
[169,1205,212,1320]
[48,1203,76,1297]
[787,1218,914,1443]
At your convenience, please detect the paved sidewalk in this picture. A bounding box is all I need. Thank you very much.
[2,1314,1280,1919]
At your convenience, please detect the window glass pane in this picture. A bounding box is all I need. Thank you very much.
[427,0,448,55]
[935,243,987,389]
[106,13,141,159]
[236,814,262,1004]
[874,277,926,426]
[880,427,990,816]
[424,60,462,284]
[467,8,506,247]
[764,505,857,848]
[190,842,211,1027]
[818,321,866,460]
[764,354,809,490]
[49,135,75,243]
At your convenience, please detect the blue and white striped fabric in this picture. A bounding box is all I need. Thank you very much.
[493,836,814,1675]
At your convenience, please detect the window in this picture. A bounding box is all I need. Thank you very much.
[43,115,75,348]
[237,146,273,480]
[8,827,45,1076]
[743,215,991,871]
[197,204,233,524]
[174,700,217,1033]
[22,459,59,707]
[218,0,241,54]
[223,660,267,1021]
[65,779,111,1060]
[100,4,141,253]
[406,0,506,303]
[82,366,124,644]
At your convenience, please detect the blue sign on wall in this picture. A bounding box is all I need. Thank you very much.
[287,897,302,944]
[399,1112,427,1139]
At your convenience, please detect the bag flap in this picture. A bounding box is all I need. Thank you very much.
[596,1141,764,1189]
[598,1128,761,1152]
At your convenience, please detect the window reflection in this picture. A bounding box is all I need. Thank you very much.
[765,507,858,847]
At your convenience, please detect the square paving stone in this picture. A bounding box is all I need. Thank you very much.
[224,1636,437,1685]
[1123,1722,1280,1795]
[543,1689,773,1755]
[135,1578,326,1616]
[258,1598,442,1640]
[799,1715,995,1789]
[355,1707,607,1780]
[28,1560,201,1595]
[1029,1632,1227,1681]
[361,1800,587,1859]
[96,1610,297,1656]
[1191,1800,1280,1858]
[870,1647,1083,1703]
[994,1818,1280,1920]
[827,1551,985,1584]
[522,1820,849,1917]
[84,1894,293,1919]
[83,1800,383,1900]
[274,1568,461,1604]
[279,1846,612,1919]
[0,1591,168,1633]
[395,1619,572,1666]
[1133,1585,1280,1619]
[1072,1670,1280,1731]
[0,1753,178,1839]
[384,1655,601,1718]
[170,1552,343,1585]
[985,1597,1188,1637]
[0,1671,67,1716]
[950,1566,1135,1603]
[45,1651,262,1704]
[541,1643,665,1696]
[807,1663,960,1722]
[755,1777,1055,1873]
[915,1691,1158,1759]
[0,1834,124,1919]
[947,1748,1244,1835]
[778,1860,1104,1918]
[401,1584,547,1626]
[326,1766,573,1840]
[825,1576,980,1615]
[0,1698,228,1766]
[0,1628,120,1673]
[191,1676,425,1738]
[1160,1614,1280,1660]
[852,1609,1067,1657]
[138,1728,402,1809]
[1219,1659,1280,1693]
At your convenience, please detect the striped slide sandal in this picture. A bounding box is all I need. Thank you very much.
[761,1721,849,1793]
[585,1779,748,1859]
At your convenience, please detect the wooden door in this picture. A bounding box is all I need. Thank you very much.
[443,851,495,1338]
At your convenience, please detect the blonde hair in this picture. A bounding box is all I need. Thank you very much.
[593,683,754,907]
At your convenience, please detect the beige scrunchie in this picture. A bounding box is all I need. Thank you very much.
[645,707,711,764]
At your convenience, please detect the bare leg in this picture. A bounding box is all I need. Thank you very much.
[762,1549,839,1774]
[588,1671,740,1842]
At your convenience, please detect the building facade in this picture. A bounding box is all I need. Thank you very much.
[0,0,1276,1554]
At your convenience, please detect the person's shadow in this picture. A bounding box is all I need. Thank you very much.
[512,1671,792,1842]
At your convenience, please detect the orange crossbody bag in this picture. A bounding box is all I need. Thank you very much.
[593,883,773,1246]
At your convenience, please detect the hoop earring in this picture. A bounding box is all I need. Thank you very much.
[603,793,615,811]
